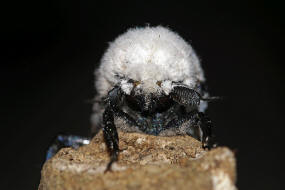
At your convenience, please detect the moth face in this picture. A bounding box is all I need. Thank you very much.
[125,91,174,116]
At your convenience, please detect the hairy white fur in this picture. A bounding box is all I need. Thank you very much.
[120,79,133,95]
[95,26,204,97]
[91,26,206,131]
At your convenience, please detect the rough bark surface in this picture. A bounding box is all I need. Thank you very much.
[38,131,237,190]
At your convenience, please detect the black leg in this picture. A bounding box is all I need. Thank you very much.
[193,111,213,148]
[114,109,139,127]
[103,106,120,172]
[46,134,90,160]
[102,86,128,172]
[165,111,213,149]
[167,85,215,148]
[170,86,201,109]
[103,106,141,172]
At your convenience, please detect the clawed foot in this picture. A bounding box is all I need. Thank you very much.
[104,151,119,173]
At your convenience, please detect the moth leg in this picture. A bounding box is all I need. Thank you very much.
[191,111,213,148]
[103,85,133,172]
[114,109,139,128]
[165,111,213,148]
[167,85,214,148]
[103,106,120,172]
[169,86,201,109]
[46,134,90,160]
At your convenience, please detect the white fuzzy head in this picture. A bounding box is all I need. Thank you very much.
[95,26,205,97]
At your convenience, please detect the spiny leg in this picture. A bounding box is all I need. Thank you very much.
[103,106,120,172]
[103,85,139,172]
[103,106,141,172]
[191,111,213,148]
[114,109,139,128]
[165,111,213,148]
[167,84,214,148]
[170,86,201,109]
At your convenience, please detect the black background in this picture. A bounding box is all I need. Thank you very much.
[1,1,284,189]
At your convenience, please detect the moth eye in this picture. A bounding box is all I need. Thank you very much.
[156,81,162,87]
[133,80,141,87]
[127,78,140,87]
